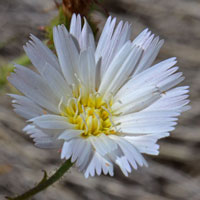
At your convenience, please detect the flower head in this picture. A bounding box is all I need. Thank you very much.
[8,14,190,178]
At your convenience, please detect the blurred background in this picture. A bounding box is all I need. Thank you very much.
[0,0,200,199]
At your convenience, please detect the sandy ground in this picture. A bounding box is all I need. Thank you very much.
[0,0,200,199]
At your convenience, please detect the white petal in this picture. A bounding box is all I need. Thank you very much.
[100,21,132,75]
[115,156,131,176]
[89,134,118,156]
[9,94,44,119]
[61,140,77,159]
[133,35,164,75]
[157,72,184,92]
[120,116,177,126]
[53,25,79,84]
[30,114,74,129]
[114,110,180,124]
[98,41,132,94]
[125,133,170,155]
[61,141,72,159]
[95,16,115,63]
[95,58,102,90]
[112,86,159,111]
[132,28,151,47]
[76,140,92,168]
[103,45,143,98]
[96,18,132,77]
[115,57,177,99]
[114,88,161,115]
[110,135,148,168]
[84,151,113,178]
[71,138,84,162]
[58,129,83,140]
[119,124,175,135]
[79,18,95,51]
[145,86,190,112]
[39,62,72,99]
[23,125,60,149]
[70,14,82,40]
[8,65,59,113]
[24,34,61,73]
[78,49,96,93]
[34,138,59,149]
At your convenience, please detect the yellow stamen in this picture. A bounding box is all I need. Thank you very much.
[61,86,116,138]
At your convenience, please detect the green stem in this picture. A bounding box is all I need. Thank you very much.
[6,159,73,200]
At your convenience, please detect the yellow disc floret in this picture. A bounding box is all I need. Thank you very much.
[60,87,116,138]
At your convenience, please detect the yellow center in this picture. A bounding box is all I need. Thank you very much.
[60,88,116,138]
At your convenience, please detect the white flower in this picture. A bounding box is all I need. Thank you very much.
[8,14,190,178]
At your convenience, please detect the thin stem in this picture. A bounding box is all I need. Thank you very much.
[6,159,73,200]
